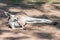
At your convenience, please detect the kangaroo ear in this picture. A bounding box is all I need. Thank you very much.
[4,11,11,17]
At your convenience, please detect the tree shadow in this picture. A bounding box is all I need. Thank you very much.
[35,3,60,13]
[0,0,24,4]
[0,29,11,35]
[33,32,53,39]
[53,4,60,10]
[32,15,49,19]
[0,0,43,9]
[4,36,29,40]
[10,2,45,9]
[53,3,60,10]
[0,10,7,19]
[54,6,60,10]
[0,2,45,19]
[22,2,45,9]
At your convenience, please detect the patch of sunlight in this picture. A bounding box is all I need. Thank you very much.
[0,3,7,7]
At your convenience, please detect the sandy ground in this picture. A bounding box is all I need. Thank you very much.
[0,3,60,40]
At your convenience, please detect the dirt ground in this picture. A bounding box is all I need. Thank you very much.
[0,3,60,40]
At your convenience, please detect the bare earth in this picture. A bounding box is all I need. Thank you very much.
[0,4,60,40]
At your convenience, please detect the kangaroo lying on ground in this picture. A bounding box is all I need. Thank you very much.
[4,11,54,29]
[5,11,54,29]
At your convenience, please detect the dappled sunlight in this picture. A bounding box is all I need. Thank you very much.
[0,3,7,7]
[0,1,60,40]
[23,9,44,16]
[9,7,23,12]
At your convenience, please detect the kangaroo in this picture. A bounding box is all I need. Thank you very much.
[3,9,54,29]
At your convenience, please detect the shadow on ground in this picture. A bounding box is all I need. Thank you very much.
[33,32,53,39]
[0,29,11,35]
[4,36,29,40]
